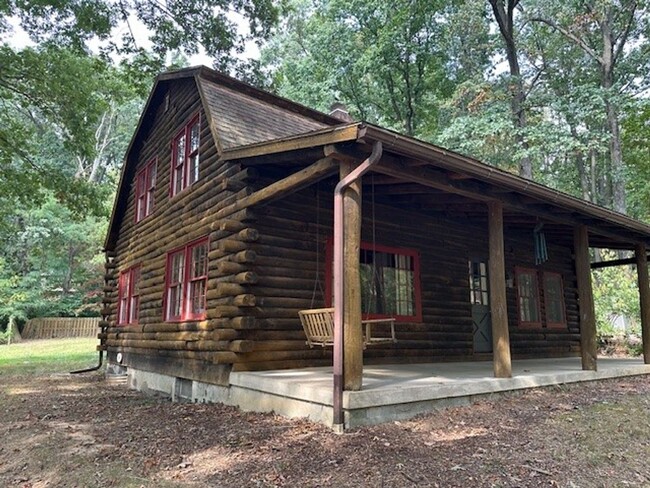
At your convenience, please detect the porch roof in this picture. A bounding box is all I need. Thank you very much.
[222,122,650,251]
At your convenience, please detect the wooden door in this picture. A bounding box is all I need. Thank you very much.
[469,260,493,353]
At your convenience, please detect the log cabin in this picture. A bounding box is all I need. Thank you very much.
[102,66,650,429]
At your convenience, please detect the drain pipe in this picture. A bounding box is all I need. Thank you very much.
[70,350,103,374]
[332,141,383,433]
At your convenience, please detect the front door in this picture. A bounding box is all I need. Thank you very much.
[469,260,492,353]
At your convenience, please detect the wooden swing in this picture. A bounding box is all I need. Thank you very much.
[298,307,397,348]
[298,176,397,349]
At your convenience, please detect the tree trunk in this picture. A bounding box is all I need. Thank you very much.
[488,0,532,179]
[600,9,626,214]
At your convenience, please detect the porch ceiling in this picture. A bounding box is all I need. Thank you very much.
[223,122,650,251]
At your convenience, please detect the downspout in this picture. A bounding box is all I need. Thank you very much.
[332,141,383,432]
[70,350,103,374]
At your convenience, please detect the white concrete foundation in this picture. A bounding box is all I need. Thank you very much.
[122,357,650,429]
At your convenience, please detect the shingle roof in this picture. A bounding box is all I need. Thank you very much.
[200,78,331,149]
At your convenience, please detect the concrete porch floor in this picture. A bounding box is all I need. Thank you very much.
[229,357,650,428]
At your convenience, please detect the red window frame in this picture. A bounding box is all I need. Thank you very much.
[325,239,422,323]
[515,267,542,328]
[164,237,209,322]
[170,113,201,197]
[117,265,141,326]
[135,158,157,222]
[542,272,567,328]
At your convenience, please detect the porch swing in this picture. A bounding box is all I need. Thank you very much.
[298,177,397,349]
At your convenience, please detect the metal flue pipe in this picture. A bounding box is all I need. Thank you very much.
[332,141,383,432]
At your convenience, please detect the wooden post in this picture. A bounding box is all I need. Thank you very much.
[341,161,364,390]
[635,243,650,364]
[487,201,512,378]
[574,225,597,371]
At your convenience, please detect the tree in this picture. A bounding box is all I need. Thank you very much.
[263,0,459,137]
[529,0,650,214]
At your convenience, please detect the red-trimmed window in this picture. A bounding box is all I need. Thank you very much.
[326,241,422,322]
[165,237,209,321]
[118,265,141,325]
[515,267,541,328]
[135,158,157,222]
[543,272,566,328]
[170,114,200,197]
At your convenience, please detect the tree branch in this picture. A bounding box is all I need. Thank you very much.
[529,17,604,65]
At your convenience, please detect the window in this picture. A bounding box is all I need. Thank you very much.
[543,272,566,328]
[515,267,541,328]
[170,114,200,196]
[469,260,489,305]
[165,237,209,321]
[326,241,422,322]
[135,158,157,222]
[118,265,141,325]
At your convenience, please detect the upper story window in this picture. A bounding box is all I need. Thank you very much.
[165,237,209,322]
[135,158,157,222]
[118,265,141,326]
[326,241,422,323]
[170,113,200,197]
[515,267,541,328]
[542,272,566,328]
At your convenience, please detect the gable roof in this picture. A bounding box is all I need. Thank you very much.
[104,66,342,250]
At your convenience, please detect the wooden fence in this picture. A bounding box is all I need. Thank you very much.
[22,317,100,340]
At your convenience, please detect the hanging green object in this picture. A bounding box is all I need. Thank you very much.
[534,222,548,265]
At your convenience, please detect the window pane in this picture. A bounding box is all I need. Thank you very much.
[171,252,184,283]
[168,284,182,318]
[544,274,564,324]
[190,122,200,152]
[146,164,156,215]
[190,280,206,315]
[191,242,207,278]
[188,154,199,185]
[360,248,415,317]
[518,271,539,324]
[176,134,185,167]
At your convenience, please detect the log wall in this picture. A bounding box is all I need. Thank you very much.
[104,78,250,384]
[232,173,580,371]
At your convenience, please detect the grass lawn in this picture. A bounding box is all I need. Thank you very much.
[0,337,98,376]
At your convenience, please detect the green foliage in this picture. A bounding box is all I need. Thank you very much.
[622,99,650,223]
[264,0,469,136]
[592,253,641,340]
[0,196,106,324]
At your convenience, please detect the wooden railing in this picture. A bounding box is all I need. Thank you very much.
[22,317,100,339]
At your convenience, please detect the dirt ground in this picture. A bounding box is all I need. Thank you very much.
[1,371,649,488]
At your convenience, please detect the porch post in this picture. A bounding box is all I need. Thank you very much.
[574,225,597,371]
[341,162,364,390]
[635,243,650,364]
[487,200,512,378]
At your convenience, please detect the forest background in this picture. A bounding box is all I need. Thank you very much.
[1,0,648,345]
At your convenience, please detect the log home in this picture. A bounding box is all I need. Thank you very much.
[102,66,650,429]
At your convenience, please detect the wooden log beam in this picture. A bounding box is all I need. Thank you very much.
[635,243,650,364]
[591,253,650,269]
[488,201,512,378]
[574,225,597,371]
[342,161,364,391]
[214,158,338,220]
[369,158,640,247]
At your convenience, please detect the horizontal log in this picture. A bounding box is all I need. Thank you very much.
[229,340,255,353]
[232,250,257,263]
[216,261,246,275]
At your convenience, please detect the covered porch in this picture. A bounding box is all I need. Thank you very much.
[229,357,650,428]
[222,122,650,430]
